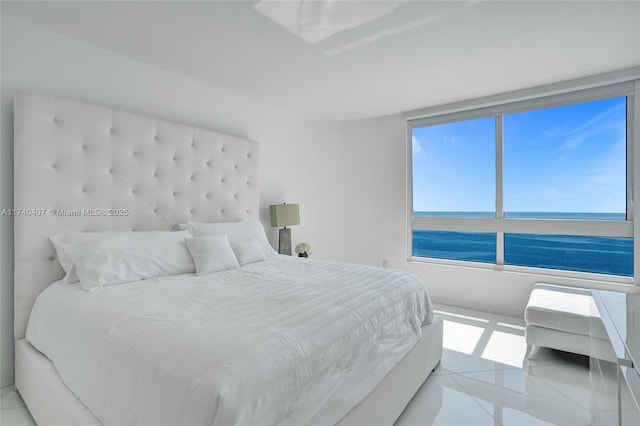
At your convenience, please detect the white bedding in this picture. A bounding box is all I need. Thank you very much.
[26,256,433,426]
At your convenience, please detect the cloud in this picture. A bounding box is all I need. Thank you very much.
[443,135,457,145]
[560,101,626,151]
[572,101,625,134]
[412,135,424,156]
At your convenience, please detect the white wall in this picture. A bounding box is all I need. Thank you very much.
[0,15,310,387]
[286,116,407,266]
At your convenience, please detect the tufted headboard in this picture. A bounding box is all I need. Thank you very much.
[13,92,260,339]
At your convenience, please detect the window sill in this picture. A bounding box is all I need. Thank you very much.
[408,256,636,287]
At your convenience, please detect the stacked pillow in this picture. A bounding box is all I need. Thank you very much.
[183,220,277,263]
[185,235,240,276]
[49,221,276,291]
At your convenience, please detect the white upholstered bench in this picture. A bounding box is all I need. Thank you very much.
[524,283,616,362]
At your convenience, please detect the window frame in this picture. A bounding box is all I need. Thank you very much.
[406,79,639,284]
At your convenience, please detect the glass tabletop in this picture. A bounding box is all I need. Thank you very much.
[591,289,640,370]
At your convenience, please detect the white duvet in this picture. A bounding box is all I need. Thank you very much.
[26,256,433,426]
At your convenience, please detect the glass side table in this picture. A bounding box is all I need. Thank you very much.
[591,289,640,425]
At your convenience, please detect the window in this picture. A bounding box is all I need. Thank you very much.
[410,82,635,278]
[502,97,627,219]
[412,117,495,216]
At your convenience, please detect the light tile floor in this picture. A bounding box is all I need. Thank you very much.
[1,303,637,425]
[0,385,35,426]
[396,303,639,426]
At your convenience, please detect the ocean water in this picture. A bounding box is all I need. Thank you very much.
[412,212,633,276]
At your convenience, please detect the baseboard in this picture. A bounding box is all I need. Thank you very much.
[1,371,15,388]
[430,295,523,319]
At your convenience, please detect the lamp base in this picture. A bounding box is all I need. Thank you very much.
[278,228,292,255]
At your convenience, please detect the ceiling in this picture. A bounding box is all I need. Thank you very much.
[3,1,639,121]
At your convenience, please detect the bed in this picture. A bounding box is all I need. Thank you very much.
[13,92,443,425]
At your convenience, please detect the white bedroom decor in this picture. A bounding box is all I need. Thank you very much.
[295,242,311,258]
[269,203,300,255]
[13,92,442,426]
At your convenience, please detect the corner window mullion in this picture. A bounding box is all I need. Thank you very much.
[496,115,504,264]
[628,94,635,222]
[632,84,640,284]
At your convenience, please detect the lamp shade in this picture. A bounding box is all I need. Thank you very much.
[270,203,300,227]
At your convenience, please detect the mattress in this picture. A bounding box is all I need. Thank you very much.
[26,256,434,426]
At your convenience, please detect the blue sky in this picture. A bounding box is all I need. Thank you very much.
[412,96,627,214]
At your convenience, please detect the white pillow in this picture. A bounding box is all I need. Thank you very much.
[230,237,267,266]
[185,236,239,275]
[186,220,277,257]
[50,231,116,282]
[68,230,194,291]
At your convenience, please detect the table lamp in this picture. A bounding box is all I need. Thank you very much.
[269,203,300,255]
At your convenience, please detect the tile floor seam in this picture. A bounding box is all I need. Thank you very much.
[442,366,521,375]
[447,371,504,426]
[1,407,29,412]
[533,374,593,412]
